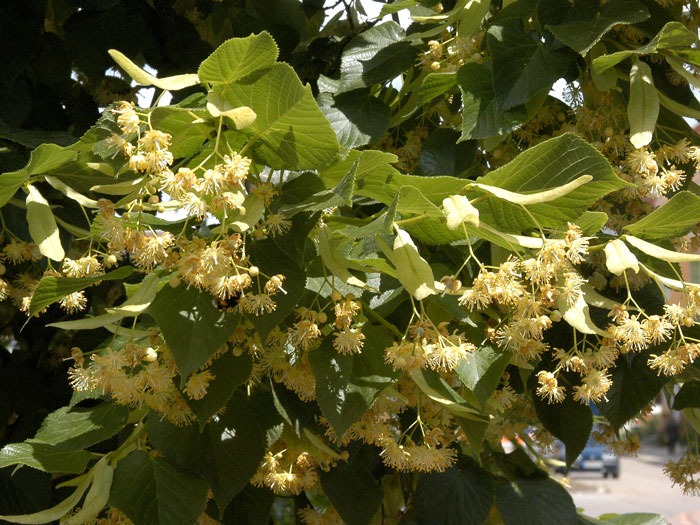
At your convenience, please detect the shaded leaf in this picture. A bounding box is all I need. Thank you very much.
[147,285,240,386]
[33,403,128,451]
[29,266,134,316]
[533,391,593,468]
[109,450,208,525]
[543,0,649,56]
[458,62,529,140]
[624,191,700,239]
[309,326,397,442]
[0,441,91,474]
[487,18,570,111]
[496,477,577,525]
[318,91,390,148]
[337,22,418,93]
[414,459,494,525]
[0,143,76,207]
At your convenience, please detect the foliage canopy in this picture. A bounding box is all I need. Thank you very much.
[2,0,700,524]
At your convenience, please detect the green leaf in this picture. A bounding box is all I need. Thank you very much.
[592,21,698,73]
[596,349,668,430]
[29,266,134,316]
[319,150,466,211]
[317,91,390,148]
[216,63,339,170]
[25,185,64,262]
[33,403,128,451]
[198,32,279,85]
[0,441,91,474]
[320,445,383,525]
[148,391,268,513]
[590,43,618,91]
[602,513,672,525]
[0,143,77,207]
[337,22,418,93]
[673,381,700,410]
[186,352,253,429]
[487,19,570,110]
[496,477,577,525]
[627,59,659,149]
[221,485,274,524]
[245,236,307,340]
[543,0,649,56]
[414,459,494,525]
[624,191,700,239]
[455,344,512,407]
[147,285,239,386]
[419,129,478,178]
[109,450,208,525]
[533,390,593,468]
[281,162,355,217]
[577,210,609,235]
[309,326,398,442]
[418,72,458,106]
[474,133,630,231]
[150,107,214,158]
[458,62,529,140]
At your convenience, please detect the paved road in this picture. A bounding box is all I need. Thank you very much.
[561,444,700,524]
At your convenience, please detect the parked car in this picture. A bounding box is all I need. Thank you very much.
[553,437,619,478]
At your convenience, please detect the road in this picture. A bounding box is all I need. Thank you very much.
[560,444,700,524]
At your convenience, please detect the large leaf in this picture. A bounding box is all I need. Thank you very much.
[0,441,91,474]
[487,18,570,110]
[221,485,274,525]
[455,343,512,406]
[147,285,239,386]
[458,62,529,140]
[148,391,268,513]
[198,32,279,85]
[186,352,252,429]
[150,107,214,158]
[596,349,669,430]
[309,326,398,442]
[624,191,700,239]
[25,184,64,261]
[320,445,383,525]
[319,150,466,213]
[216,63,339,170]
[418,72,458,106]
[33,403,128,451]
[414,459,494,525]
[29,266,134,316]
[474,133,630,231]
[496,477,577,525]
[673,381,700,410]
[0,143,76,207]
[418,128,478,178]
[627,59,659,149]
[245,235,307,339]
[592,21,698,73]
[541,0,649,56]
[280,162,355,217]
[337,22,418,93]
[109,450,208,525]
[533,391,593,468]
[317,91,390,148]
